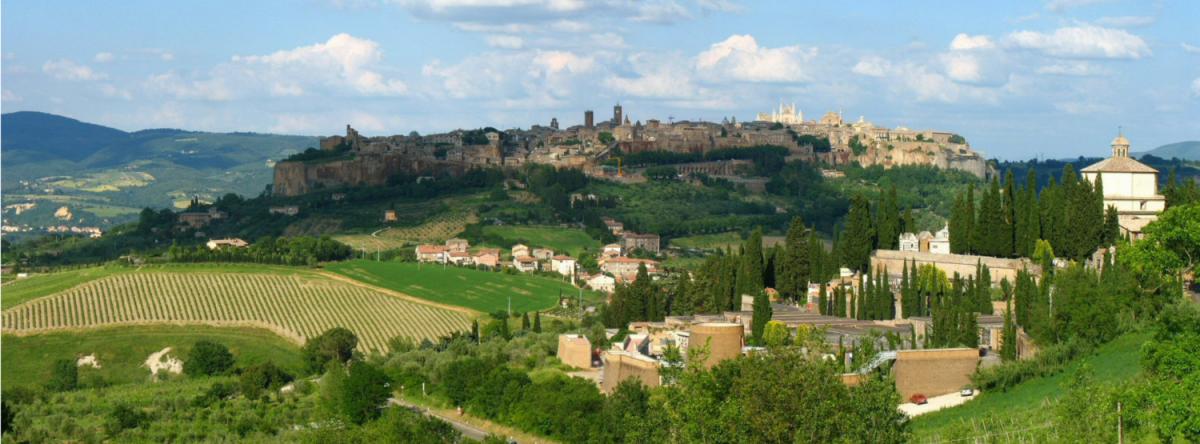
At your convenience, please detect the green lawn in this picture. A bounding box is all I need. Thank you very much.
[326,260,596,314]
[1,325,304,390]
[480,225,601,257]
[669,231,744,250]
[911,331,1151,440]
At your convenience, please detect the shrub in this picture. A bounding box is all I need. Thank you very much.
[239,362,293,400]
[45,359,78,392]
[971,339,1090,392]
[303,328,358,374]
[185,341,235,377]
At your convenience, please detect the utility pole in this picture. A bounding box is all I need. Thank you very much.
[1117,401,1123,444]
[507,296,512,317]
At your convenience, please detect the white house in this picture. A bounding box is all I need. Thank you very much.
[1081,133,1165,239]
[416,245,448,263]
[513,255,539,273]
[512,244,531,258]
[898,233,919,252]
[587,274,616,293]
[532,248,555,260]
[206,238,248,250]
[929,226,951,255]
[550,255,577,277]
[602,243,623,257]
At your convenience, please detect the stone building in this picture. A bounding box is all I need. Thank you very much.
[1081,133,1165,239]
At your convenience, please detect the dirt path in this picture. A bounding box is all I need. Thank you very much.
[389,397,557,443]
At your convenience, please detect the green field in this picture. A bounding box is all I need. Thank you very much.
[1,266,125,309]
[1,325,304,390]
[480,225,601,257]
[912,332,1150,441]
[669,231,744,250]
[327,260,595,314]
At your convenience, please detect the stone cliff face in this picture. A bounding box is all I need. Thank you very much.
[272,154,466,196]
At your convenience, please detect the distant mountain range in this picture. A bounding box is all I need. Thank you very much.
[1136,141,1200,161]
[1,111,316,232]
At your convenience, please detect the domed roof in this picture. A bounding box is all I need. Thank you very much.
[1111,134,1130,146]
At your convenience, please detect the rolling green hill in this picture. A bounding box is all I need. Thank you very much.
[1,111,316,231]
[1136,140,1200,161]
[327,260,599,313]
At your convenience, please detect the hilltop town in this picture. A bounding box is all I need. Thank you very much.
[273,103,989,196]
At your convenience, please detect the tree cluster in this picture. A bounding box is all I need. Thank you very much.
[168,236,353,266]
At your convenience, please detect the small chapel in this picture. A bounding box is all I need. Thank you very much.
[1081,132,1166,240]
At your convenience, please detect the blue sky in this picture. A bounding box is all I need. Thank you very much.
[2,0,1197,159]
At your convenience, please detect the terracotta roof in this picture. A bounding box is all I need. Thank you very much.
[552,255,574,260]
[515,255,537,263]
[473,248,500,256]
[448,251,470,257]
[1081,156,1157,173]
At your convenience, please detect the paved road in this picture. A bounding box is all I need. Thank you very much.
[898,390,980,417]
[389,398,490,441]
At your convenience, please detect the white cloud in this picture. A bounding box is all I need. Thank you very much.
[696,0,741,12]
[533,50,594,73]
[1035,61,1109,76]
[942,52,985,83]
[851,56,890,77]
[1044,0,1109,12]
[486,35,525,49]
[950,34,995,50]
[232,34,407,95]
[1095,15,1155,27]
[148,34,407,101]
[100,84,133,100]
[1192,78,1200,97]
[1054,100,1114,114]
[1006,25,1150,59]
[1182,42,1200,54]
[1,89,21,102]
[159,51,175,61]
[632,0,692,23]
[421,49,594,107]
[42,59,106,81]
[94,52,115,63]
[695,34,816,82]
[604,53,697,99]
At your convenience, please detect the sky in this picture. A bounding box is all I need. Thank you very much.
[2,0,1198,160]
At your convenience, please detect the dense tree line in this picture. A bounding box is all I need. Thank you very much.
[167,236,353,266]
[949,166,1116,261]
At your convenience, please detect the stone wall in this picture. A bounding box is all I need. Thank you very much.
[893,348,979,398]
[870,249,1039,285]
[273,154,469,197]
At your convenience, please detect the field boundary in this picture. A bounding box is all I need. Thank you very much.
[315,270,481,316]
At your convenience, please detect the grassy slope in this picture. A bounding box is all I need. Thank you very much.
[480,225,601,257]
[326,260,595,314]
[911,331,1150,439]
[1,324,304,390]
[1,263,321,310]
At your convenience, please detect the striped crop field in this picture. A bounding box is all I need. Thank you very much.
[1,271,473,353]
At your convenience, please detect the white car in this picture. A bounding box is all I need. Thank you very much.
[960,388,975,397]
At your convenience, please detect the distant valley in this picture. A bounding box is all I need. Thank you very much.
[1,112,315,236]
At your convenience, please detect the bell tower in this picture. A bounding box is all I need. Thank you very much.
[1111,128,1130,158]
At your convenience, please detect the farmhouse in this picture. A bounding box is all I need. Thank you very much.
[446,251,473,266]
[602,217,624,235]
[511,244,531,258]
[586,273,616,293]
[513,255,539,273]
[602,243,623,257]
[600,257,659,277]
[550,255,576,277]
[205,238,248,250]
[473,248,501,268]
[384,210,398,222]
[621,232,661,253]
[445,238,469,253]
[178,207,226,229]
[532,248,555,260]
[415,245,448,263]
[557,334,593,369]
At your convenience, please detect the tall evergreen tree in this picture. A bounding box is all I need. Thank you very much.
[751,289,773,345]
[965,182,976,254]
[817,283,828,315]
[736,228,766,297]
[1001,170,1017,257]
[950,192,967,254]
[778,217,808,301]
[974,177,1004,256]
[1000,298,1017,361]
[841,195,874,271]
[1102,205,1120,245]
[876,185,901,250]
[533,311,542,333]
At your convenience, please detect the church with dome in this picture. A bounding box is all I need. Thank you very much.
[1081,132,1165,240]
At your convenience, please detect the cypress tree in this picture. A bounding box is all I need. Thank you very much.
[974,177,1003,256]
[1000,298,1017,361]
[1001,170,1017,257]
[965,182,976,254]
[818,283,828,315]
[978,263,993,314]
[834,285,847,318]
[751,289,772,344]
[841,195,874,271]
[949,192,966,254]
[736,228,765,297]
[778,217,807,301]
[876,185,901,250]
[1102,205,1120,245]
[521,312,531,330]
[900,260,912,318]
[533,311,542,333]
[858,273,869,320]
